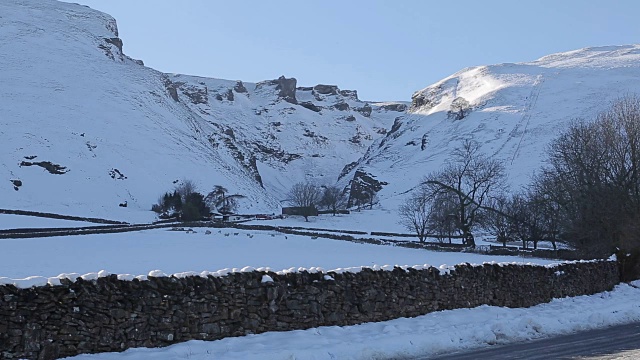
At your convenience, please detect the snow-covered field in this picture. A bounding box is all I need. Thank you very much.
[0,227,555,282]
[249,211,560,249]
[0,214,97,229]
[60,281,640,360]
[248,210,407,233]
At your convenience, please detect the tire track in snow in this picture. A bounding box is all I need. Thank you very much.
[491,75,544,159]
[511,75,544,164]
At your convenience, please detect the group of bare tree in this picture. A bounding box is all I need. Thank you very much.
[533,97,640,265]
[400,96,640,276]
[286,183,347,221]
[400,139,506,245]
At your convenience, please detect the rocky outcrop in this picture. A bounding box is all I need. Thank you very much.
[274,76,297,104]
[338,161,359,180]
[253,143,302,164]
[332,102,349,111]
[255,76,298,104]
[163,77,180,102]
[299,102,322,113]
[346,170,387,208]
[19,161,68,175]
[234,81,247,93]
[10,179,22,191]
[98,37,124,61]
[209,126,263,186]
[104,37,123,54]
[379,103,407,112]
[181,83,208,105]
[313,84,339,95]
[410,93,428,111]
[354,103,372,117]
[339,89,358,100]
[0,261,620,359]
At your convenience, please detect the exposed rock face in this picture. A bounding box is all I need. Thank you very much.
[234,81,247,93]
[332,102,349,111]
[0,262,620,359]
[299,102,322,112]
[163,77,180,102]
[339,89,358,100]
[226,88,234,101]
[354,103,372,117]
[181,83,208,105]
[104,37,123,53]
[388,117,403,136]
[338,161,359,180]
[209,125,264,186]
[379,103,407,112]
[313,84,339,95]
[410,91,433,111]
[98,37,124,61]
[255,76,298,104]
[254,143,302,164]
[275,76,297,104]
[347,170,387,208]
[19,161,68,174]
[10,179,22,191]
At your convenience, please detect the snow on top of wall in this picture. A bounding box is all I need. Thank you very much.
[0,259,611,289]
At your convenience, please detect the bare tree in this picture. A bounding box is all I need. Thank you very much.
[422,140,506,247]
[399,189,434,243]
[175,179,197,200]
[485,196,511,247]
[506,192,547,250]
[287,182,322,221]
[319,185,346,215]
[427,192,459,243]
[529,173,564,251]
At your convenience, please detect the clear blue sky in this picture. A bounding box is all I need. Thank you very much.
[69,0,640,101]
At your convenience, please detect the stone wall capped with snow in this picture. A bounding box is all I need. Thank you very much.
[0,261,620,359]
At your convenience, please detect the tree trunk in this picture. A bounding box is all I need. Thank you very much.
[463,228,475,247]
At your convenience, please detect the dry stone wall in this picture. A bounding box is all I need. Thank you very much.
[0,261,620,359]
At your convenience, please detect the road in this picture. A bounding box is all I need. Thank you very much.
[426,322,640,360]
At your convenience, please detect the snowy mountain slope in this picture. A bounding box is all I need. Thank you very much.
[166,74,401,198]
[344,45,640,207]
[3,0,640,221]
[0,0,402,221]
[0,0,282,221]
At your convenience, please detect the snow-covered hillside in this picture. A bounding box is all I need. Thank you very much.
[2,0,640,221]
[343,45,640,207]
[166,75,402,198]
[0,0,401,221]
